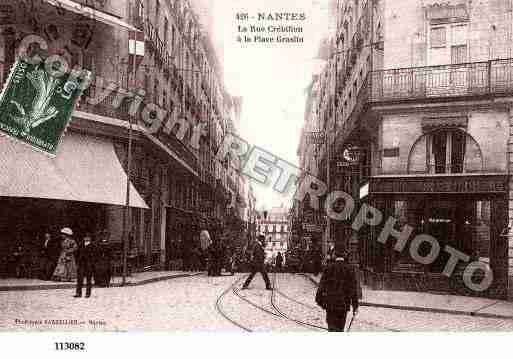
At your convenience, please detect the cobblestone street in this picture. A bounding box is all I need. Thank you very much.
[2,274,513,332]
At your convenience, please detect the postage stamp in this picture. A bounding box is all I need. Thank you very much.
[0,57,87,155]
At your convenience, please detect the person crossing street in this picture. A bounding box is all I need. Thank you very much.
[242,235,272,290]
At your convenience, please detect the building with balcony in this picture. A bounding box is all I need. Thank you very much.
[0,0,243,277]
[311,0,513,299]
[256,205,290,264]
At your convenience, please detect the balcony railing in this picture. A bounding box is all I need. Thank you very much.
[370,59,513,103]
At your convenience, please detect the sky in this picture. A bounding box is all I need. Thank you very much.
[208,0,331,210]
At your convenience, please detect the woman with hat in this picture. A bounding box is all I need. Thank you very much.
[52,228,78,282]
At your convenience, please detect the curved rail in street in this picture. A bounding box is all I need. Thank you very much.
[271,272,328,331]
[215,276,253,332]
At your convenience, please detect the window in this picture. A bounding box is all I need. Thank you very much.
[451,25,467,46]
[431,131,447,173]
[430,27,446,48]
[451,45,467,64]
[409,127,483,174]
[429,129,466,174]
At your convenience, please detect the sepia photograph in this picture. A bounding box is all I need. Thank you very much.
[0,0,513,355]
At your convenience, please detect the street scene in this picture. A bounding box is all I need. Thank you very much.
[1,0,513,335]
[3,273,513,332]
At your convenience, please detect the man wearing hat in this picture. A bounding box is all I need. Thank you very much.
[241,235,272,290]
[74,234,100,298]
[315,247,359,331]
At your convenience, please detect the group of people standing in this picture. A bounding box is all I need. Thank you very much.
[43,228,112,289]
[200,230,236,277]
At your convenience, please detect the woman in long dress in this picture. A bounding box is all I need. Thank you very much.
[52,228,78,282]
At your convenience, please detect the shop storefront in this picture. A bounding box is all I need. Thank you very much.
[361,175,508,299]
[0,131,148,278]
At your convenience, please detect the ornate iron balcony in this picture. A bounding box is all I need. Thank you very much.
[370,59,513,103]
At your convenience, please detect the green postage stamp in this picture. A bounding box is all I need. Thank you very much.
[0,58,88,155]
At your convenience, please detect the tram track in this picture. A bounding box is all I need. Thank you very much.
[270,272,328,331]
[215,276,253,332]
[216,273,323,331]
[215,272,401,332]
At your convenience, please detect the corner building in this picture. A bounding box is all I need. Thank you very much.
[314,0,513,299]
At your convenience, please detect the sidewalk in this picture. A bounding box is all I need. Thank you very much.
[305,273,513,320]
[0,271,203,292]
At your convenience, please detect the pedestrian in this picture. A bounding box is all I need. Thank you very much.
[12,241,25,278]
[275,252,283,273]
[242,235,272,290]
[326,244,335,265]
[190,243,201,271]
[313,245,323,276]
[315,248,359,332]
[213,238,223,276]
[52,228,78,282]
[44,232,61,280]
[94,234,112,287]
[74,234,100,298]
[200,230,212,273]
[207,241,216,276]
[225,244,235,275]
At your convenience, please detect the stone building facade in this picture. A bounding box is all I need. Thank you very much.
[0,0,246,276]
[295,0,513,299]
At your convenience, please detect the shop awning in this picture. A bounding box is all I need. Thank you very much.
[0,133,148,209]
[43,0,140,32]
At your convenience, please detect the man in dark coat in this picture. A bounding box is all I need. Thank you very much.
[315,249,359,332]
[275,252,283,272]
[94,238,112,287]
[74,235,99,298]
[242,235,272,290]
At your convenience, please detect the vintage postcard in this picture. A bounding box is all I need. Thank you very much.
[1,0,513,357]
